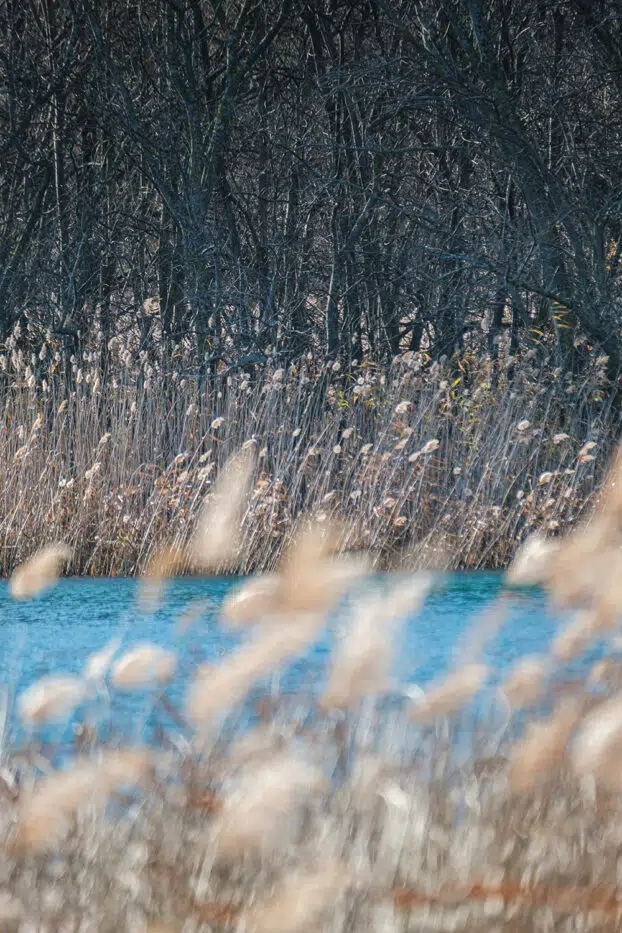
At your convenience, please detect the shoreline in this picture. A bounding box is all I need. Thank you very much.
[0,566,512,582]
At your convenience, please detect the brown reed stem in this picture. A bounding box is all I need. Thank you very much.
[188,878,622,928]
[391,880,622,917]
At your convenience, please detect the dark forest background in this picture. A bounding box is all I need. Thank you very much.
[0,0,620,388]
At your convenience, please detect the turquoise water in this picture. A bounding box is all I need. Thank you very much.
[0,574,601,745]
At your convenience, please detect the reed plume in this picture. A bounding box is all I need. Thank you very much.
[14,749,152,852]
[111,644,177,690]
[409,664,488,724]
[508,697,584,793]
[210,754,325,857]
[242,863,349,933]
[189,447,254,572]
[552,611,601,662]
[221,518,367,626]
[186,617,321,730]
[221,574,281,626]
[139,546,186,613]
[502,656,550,709]
[83,638,121,684]
[321,576,431,710]
[19,675,84,726]
[9,544,72,599]
[572,694,622,790]
[174,597,213,635]
[506,534,558,586]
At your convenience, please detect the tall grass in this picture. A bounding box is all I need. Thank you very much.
[0,343,617,575]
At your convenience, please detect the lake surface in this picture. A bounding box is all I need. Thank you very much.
[0,573,601,746]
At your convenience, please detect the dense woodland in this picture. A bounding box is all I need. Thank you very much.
[0,0,620,384]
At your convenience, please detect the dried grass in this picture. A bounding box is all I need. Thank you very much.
[322,576,430,710]
[222,519,368,627]
[83,638,121,684]
[186,616,322,730]
[507,534,558,586]
[139,546,186,613]
[189,446,254,572]
[553,611,602,662]
[573,695,622,789]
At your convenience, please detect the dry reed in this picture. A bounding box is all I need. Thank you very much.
[221,519,367,626]
[9,543,72,599]
[210,754,325,858]
[111,644,177,690]
[502,655,550,709]
[508,696,585,793]
[553,611,603,662]
[321,576,430,710]
[19,675,84,726]
[242,863,349,933]
[0,347,614,577]
[409,664,488,724]
[186,616,322,730]
[13,749,152,853]
[189,446,255,572]
[572,695,622,789]
[83,638,121,684]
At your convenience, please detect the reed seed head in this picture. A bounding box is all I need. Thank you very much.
[139,545,185,613]
[508,696,584,793]
[502,656,550,709]
[111,644,177,690]
[9,544,72,600]
[15,749,152,852]
[82,637,120,684]
[506,534,557,587]
[242,863,348,933]
[211,754,325,857]
[410,663,488,724]
[221,574,281,626]
[553,611,600,662]
[189,447,254,572]
[572,694,622,789]
[322,575,431,710]
[19,675,84,726]
[186,617,322,729]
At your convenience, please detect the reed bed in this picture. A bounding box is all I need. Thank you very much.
[0,341,617,576]
[3,444,622,931]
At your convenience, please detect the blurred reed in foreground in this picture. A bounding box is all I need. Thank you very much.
[3,443,622,931]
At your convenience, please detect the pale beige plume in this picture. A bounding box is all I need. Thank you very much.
[189,447,254,572]
[10,544,72,600]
